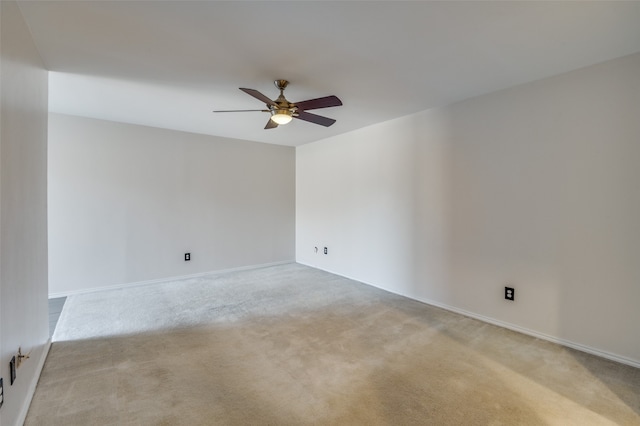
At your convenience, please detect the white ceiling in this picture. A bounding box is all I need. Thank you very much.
[18,1,640,147]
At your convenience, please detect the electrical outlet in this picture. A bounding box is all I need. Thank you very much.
[324,247,328,255]
[505,286,515,301]
[184,253,191,261]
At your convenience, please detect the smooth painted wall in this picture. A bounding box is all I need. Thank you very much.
[297,53,640,365]
[48,114,295,295]
[0,2,50,425]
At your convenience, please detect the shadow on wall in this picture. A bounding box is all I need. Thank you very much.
[406,109,455,304]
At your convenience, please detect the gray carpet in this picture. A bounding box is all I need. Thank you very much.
[27,263,640,425]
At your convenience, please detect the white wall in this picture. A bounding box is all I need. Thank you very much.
[0,1,50,425]
[48,114,295,295]
[297,52,640,366]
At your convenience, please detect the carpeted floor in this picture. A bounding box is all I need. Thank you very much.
[26,263,640,425]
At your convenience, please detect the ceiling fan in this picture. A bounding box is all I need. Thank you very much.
[214,80,342,129]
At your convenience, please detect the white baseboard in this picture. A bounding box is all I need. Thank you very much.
[16,339,51,426]
[48,260,295,298]
[418,298,640,370]
[296,261,640,369]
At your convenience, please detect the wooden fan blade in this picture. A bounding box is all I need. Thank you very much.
[294,95,342,111]
[294,111,336,127]
[240,88,278,107]
[213,109,269,113]
[265,118,278,129]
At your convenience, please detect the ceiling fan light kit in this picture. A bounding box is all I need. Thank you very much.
[270,109,293,125]
[214,80,342,129]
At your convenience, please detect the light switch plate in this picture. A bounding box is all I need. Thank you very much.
[9,356,16,385]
